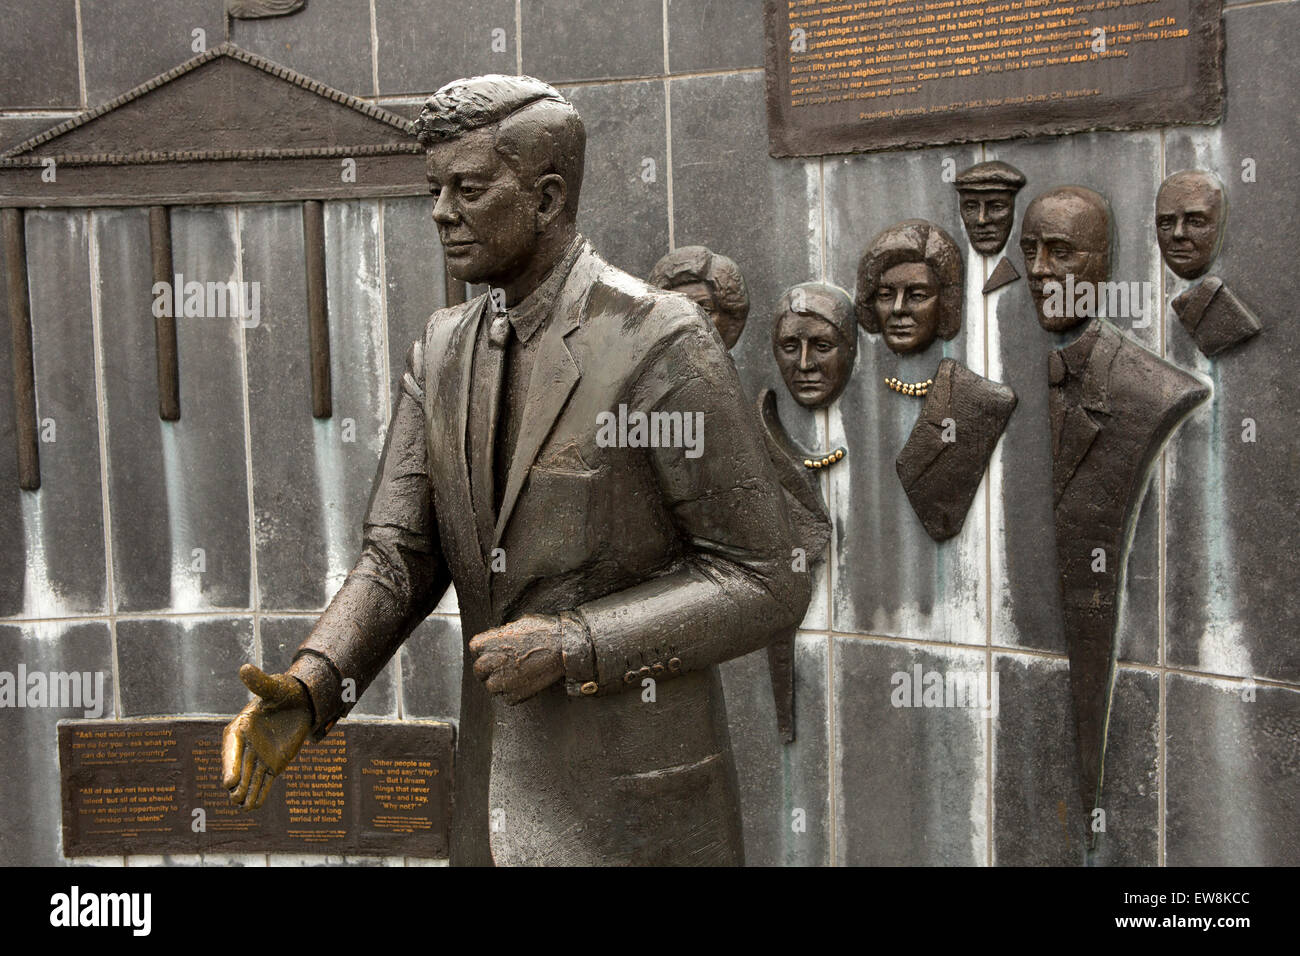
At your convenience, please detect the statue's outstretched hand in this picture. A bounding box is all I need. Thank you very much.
[470,614,566,705]
[221,664,312,811]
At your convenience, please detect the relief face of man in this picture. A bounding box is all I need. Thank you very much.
[1156,170,1225,280]
[773,283,857,408]
[1019,186,1111,333]
[854,219,962,354]
[954,161,1026,256]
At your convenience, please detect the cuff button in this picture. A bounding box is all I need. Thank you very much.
[580,681,599,695]
[668,657,682,672]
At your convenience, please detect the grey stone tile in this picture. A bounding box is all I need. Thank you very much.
[0,0,80,108]
[522,0,664,82]
[0,115,76,153]
[987,132,1165,659]
[669,72,819,401]
[400,615,462,720]
[0,210,107,619]
[261,614,396,718]
[375,0,517,95]
[116,616,255,716]
[562,81,669,281]
[96,205,252,613]
[668,0,764,74]
[821,144,989,644]
[0,621,114,866]
[719,633,829,865]
[382,196,445,383]
[992,654,1158,866]
[1166,674,1300,866]
[80,0,227,106]
[1163,3,1300,685]
[232,0,373,96]
[833,638,988,864]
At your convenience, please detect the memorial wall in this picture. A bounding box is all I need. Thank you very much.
[0,0,1296,868]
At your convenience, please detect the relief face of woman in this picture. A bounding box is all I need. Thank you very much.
[772,282,857,409]
[873,261,940,354]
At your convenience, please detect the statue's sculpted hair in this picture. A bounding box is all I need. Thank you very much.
[414,74,586,221]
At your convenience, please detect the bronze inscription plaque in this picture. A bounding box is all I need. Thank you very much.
[59,719,453,858]
[764,0,1223,156]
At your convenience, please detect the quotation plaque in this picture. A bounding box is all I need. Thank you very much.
[58,719,452,858]
[764,0,1223,155]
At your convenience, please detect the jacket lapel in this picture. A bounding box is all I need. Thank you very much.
[1051,320,1117,504]
[491,249,601,548]
[426,294,491,587]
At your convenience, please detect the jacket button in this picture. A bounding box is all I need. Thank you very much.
[580,682,598,695]
[668,657,682,672]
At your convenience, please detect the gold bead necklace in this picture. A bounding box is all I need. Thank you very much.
[884,375,933,397]
[803,447,846,470]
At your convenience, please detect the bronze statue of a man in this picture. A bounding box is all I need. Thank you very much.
[220,74,810,865]
[1019,186,1112,333]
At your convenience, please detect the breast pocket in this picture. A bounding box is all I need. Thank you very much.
[518,466,604,575]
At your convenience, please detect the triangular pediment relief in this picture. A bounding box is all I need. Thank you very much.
[3,43,416,162]
[0,44,426,206]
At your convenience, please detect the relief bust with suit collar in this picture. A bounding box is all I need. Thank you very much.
[219,74,811,866]
[854,219,1017,543]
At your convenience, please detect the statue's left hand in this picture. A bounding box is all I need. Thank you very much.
[469,615,566,705]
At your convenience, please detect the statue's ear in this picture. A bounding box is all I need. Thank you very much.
[534,172,568,230]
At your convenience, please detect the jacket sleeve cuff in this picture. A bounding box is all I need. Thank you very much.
[288,651,345,741]
[559,610,600,698]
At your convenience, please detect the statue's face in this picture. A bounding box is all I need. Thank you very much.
[959,189,1017,255]
[426,128,539,286]
[1019,193,1110,333]
[1156,175,1224,280]
[873,261,941,354]
[774,311,852,408]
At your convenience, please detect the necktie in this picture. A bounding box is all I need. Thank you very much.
[473,308,510,552]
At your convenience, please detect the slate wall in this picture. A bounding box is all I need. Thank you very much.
[0,0,1295,866]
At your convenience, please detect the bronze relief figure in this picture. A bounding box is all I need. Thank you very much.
[648,245,751,350]
[855,219,1016,542]
[221,74,811,866]
[1156,169,1262,356]
[1024,185,1210,835]
[772,281,858,408]
[954,160,1027,293]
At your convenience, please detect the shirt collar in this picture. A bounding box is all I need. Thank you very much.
[503,233,586,344]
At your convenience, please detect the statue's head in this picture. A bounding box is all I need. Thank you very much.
[772,282,857,409]
[954,160,1026,256]
[1156,170,1225,280]
[648,246,750,349]
[855,220,963,355]
[413,75,586,286]
[1019,186,1112,332]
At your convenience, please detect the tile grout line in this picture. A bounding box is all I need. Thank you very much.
[981,139,994,868]
[1157,127,1168,869]
[73,0,87,110]
[515,1,523,75]
[662,0,675,251]
[86,209,120,721]
[233,206,262,672]
[376,198,401,721]
[368,0,381,99]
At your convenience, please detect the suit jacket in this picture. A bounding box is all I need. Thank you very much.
[287,238,810,865]
[1049,319,1208,816]
[895,358,1017,542]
